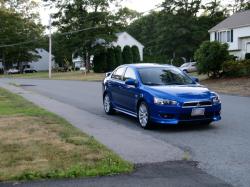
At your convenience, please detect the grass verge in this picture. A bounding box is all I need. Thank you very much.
[0,88,133,182]
[0,71,105,81]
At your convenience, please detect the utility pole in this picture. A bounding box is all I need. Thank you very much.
[48,14,52,79]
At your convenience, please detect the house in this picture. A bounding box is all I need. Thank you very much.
[27,48,55,71]
[112,32,144,61]
[72,32,144,68]
[209,10,250,60]
[1,49,55,71]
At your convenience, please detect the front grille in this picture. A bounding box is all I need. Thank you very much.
[182,101,212,108]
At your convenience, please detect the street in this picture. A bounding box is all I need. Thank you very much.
[1,78,250,187]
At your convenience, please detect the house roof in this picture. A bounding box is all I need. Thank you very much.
[209,10,250,32]
[115,32,144,47]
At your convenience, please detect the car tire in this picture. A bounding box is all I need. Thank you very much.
[183,69,188,73]
[138,102,152,129]
[103,93,115,115]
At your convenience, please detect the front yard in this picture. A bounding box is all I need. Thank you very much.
[0,88,132,182]
[201,77,250,97]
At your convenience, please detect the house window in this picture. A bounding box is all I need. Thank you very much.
[217,30,233,43]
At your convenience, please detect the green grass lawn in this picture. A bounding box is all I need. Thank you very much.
[0,88,133,181]
[0,71,105,81]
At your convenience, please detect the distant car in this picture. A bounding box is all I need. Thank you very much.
[23,67,37,73]
[180,62,197,73]
[102,63,221,129]
[7,68,20,74]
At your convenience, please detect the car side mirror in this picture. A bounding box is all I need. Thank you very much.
[105,72,112,77]
[125,79,138,87]
[191,76,199,83]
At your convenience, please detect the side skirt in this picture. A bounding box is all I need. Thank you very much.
[114,107,137,118]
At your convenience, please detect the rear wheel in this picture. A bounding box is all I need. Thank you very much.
[103,94,115,115]
[138,102,152,129]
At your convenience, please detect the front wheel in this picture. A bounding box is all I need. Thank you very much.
[138,102,152,129]
[103,94,115,115]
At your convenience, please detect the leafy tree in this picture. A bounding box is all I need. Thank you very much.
[122,46,133,64]
[194,41,230,77]
[131,45,140,63]
[114,46,123,66]
[0,9,43,70]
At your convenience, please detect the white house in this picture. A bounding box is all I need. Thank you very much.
[209,10,250,59]
[112,32,144,61]
[72,32,144,68]
[28,48,55,71]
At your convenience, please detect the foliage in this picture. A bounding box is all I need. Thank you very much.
[245,53,250,60]
[131,45,140,63]
[0,9,43,70]
[106,47,116,71]
[122,45,133,64]
[194,41,230,77]
[127,0,227,63]
[172,57,185,67]
[93,47,107,73]
[223,59,250,77]
[114,46,123,67]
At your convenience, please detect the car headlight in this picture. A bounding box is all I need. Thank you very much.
[154,97,178,106]
[212,96,221,104]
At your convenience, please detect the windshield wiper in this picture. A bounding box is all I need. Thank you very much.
[144,83,163,86]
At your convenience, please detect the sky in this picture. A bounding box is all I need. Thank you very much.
[39,0,165,26]
[39,0,233,26]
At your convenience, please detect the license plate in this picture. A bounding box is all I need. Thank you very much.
[191,108,205,116]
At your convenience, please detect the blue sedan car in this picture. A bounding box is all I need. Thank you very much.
[102,64,221,129]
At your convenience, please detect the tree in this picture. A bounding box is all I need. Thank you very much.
[93,46,107,73]
[106,47,116,71]
[50,0,120,72]
[194,41,230,77]
[122,46,133,64]
[114,46,123,66]
[131,45,140,63]
[0,9,43,70]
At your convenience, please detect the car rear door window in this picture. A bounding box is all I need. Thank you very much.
[111,67,126,81]
[124,68,137,81]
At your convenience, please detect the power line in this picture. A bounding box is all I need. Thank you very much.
[0,4,162,48]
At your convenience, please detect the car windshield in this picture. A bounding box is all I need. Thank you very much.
[138,67,194,86]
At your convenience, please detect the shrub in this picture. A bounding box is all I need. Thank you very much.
[93,48,107,73]
[122,45,133,64]
[194,41,230,78]
[131,45,141,63]
[114,46,123,67]
[172,57,184,67]
[223,59,250,77]
[245,53,250,60]
[106,48,116,71]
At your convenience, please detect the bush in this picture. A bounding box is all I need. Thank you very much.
[194,41,230,78]
[122,45,133,64]
[106,48,116,71]
[93,48,107,73]
[223,59,250,77]
[172,57,184,67]
[114,46,123,67]
[131,45,141,63]
[245,53,250,60]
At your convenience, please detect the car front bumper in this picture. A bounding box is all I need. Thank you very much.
[149,104,221,125]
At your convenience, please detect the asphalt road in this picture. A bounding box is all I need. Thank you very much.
[1,78,250,187]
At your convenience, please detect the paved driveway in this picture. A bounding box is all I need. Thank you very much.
[1,78,250,187]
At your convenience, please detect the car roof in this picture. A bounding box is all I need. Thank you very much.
[124,63,174,69]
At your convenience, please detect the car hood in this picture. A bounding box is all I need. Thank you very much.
[145,85,212,101]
